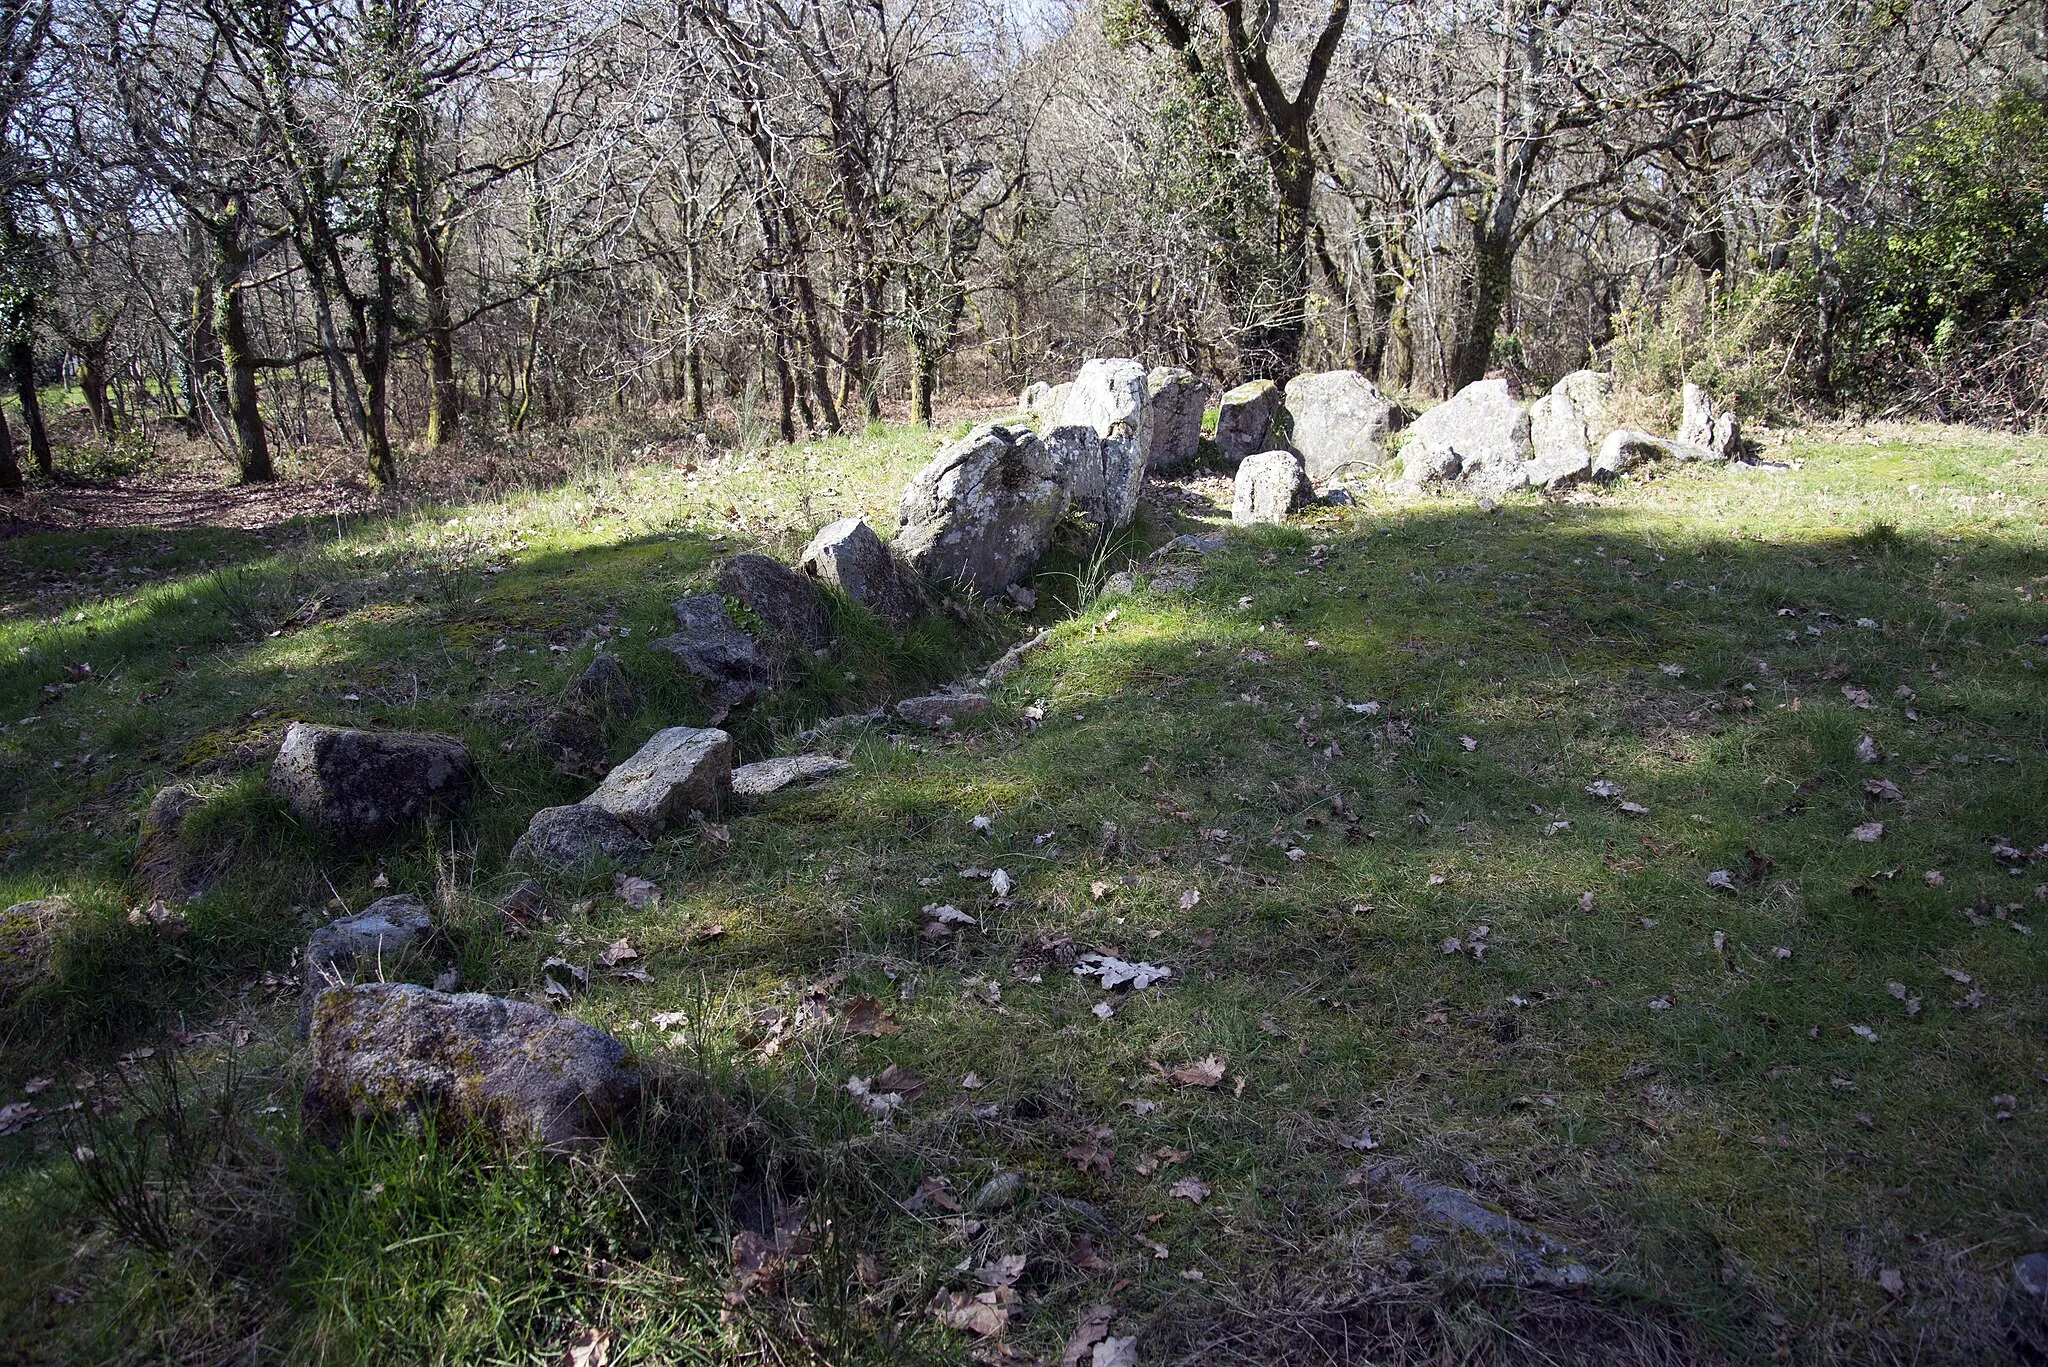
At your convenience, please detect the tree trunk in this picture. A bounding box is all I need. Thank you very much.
[1447,221,1514,390]
[910,341,937,427]
[215,277,274,483]
[0,397,18,490]
[424,314,457,449]
[78,342,111,436]
[11,338,50,478]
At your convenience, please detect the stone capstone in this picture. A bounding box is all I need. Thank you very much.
[0,897,72,1006]
[1233,450,1313,526]
[509,804,650,870]
[561,654,634,720]
[1281,371,1394,485]
[268,724,473,848]
[895,424,1069,595]
[800,517,924,626]
[1214,379,1281,467]
[584,726,732,836]
[1145,367,1207,473]
[894,693,991,729]
[650,594,772,719]
[299,893,435,1037]
[716,552,833,652]
[732,754,853,800]
[302,982,640,1148]
[1401,379,1534,496]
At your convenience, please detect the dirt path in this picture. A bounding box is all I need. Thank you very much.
[1,469,374,540]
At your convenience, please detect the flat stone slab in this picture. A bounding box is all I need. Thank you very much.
[303,982,640,1148]
[732,754,852,799]
[585,726,732,837]
[895,693,991,729]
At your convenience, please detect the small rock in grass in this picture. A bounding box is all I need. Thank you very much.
[1232,450,1313,526]
[732,754,851,800]
[511,804,650,871]
[560,654,635,719]
[0,898,74,1006]
[302,982,639,1149]
[895,693,990,729]
[299,893,435,1038]
[269,724,473,849]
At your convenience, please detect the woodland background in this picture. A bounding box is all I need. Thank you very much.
[2,0,2047,492]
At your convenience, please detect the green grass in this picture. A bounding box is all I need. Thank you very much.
[2,420,2045,1364]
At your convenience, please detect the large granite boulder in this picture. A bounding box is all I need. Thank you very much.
[1233,450,1313,526]
[800,517,924,626]
[299,893,434,1037]
[0,897,72,1006]
[1214,380,1281,466]
[1678,382,1741,461]
[716,553,832,652]
[1401,379,1534,496]
[510,804,649,871]
[269,724,473,848]
[133,784,217,904]
[1281,371,1394,485]
[1146,367,1207,473]
[302,982,640,1148]
[584,726,731,837]
[896,423,1069,595]
[650,594,772,719]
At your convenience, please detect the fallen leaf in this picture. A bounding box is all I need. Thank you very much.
[1075,955,1172,990]
[1842,685,1874,708]
[845,1076,902,1120]
[1577,891,1596,912]
[960,1072,986,1090]
[839,996,903,1038]
[557,1326,614,1367]
[875,1063,925,1100]
[1649,996,1672,1012]
[1849,822,1885,842]
[0,1101,36,1135]
[930,1289,1010,1337]
[22,1077,51,1095]
[1168,1176,1210,1204]
[976,1253,1027,1288]
[1585,779,1625,799]
[1849,1024,1879,1042]
[1460,735,1477,752]
[1707,870,1736,890]
[1619,801,1650,816]
[1066,1126,1114,1178]
[597,937,638,968]
[991,869,1014,897]
[1855,735,1880,764]
[613,874,661,909]
[1093,1337,1141,1367]
[1659,663,1687,677]
[1169,1054,1226,1088]
[1924,870,1946,886]
[1941,968,1972,984]
[1061,1305,1119,1367]
[1069,1236,1111,1272]
[1878,1269,1904,1297]
[1090,881,1112,901]
[1179,888,1200,911]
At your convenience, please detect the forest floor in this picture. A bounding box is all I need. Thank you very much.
[0,413,2044,1366]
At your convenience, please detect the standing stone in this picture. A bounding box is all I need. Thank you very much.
[1401,379,1534,496]
[269,724,474,848]
[1233,450,1313,526]
[510,804,649,870]
[1554,371,1611,440]
[1027,381,1073,432]
[584,726,732,837]
[1677,382,1743,461]
[134,784,215,904]
[716,553,833,652]
[302,982,640,1148]
[1054,358,1151,527]
[1145,368,1207,473]
[800,516,924,626]
[895,423,1069,595]
[650,595,772,718]
[561,654,634,720]
[1528,392,1593,490]
[1044,424,1146,530]
[1214,380,1281,467]
[1281,371,1394,485]
[299,893,434,1037]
